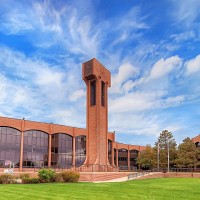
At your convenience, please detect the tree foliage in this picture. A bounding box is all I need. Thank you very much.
[138,129,200,170]
[175,137,199,168]
[137,145,156,170]
[155,130,177,168]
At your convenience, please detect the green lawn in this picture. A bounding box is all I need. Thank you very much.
[0,178,199,200]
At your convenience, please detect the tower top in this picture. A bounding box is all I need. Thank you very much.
[82,58,111,87]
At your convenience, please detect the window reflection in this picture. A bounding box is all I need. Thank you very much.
[108,140,112,165]
[118,149,128,170]
[114,148,117,166]
[0,127,21,168]
[130,149,139,170]
[75,135,86,167]
[51,133,72,168]
[23,130,48,168]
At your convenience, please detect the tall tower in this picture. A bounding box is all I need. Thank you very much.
[82,58,111,166]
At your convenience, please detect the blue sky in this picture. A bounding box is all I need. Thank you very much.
[0,0,200,146]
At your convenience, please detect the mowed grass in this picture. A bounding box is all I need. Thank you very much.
[0,178,200,200]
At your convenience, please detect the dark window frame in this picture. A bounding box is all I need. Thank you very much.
[0,126,21,168]
[101,81,105,106]
[75,135,86,167]
[51,133,73,168]
[108,139,112,165]
[23,130,48,168]
[118,148,128,167]
[90,80,96,106]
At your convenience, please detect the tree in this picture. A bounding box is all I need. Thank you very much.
[155,130,177,169]
[196,147,200,168]
[137,145,156,170]
[175,137,199,168]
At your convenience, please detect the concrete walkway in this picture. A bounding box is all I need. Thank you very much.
[94,172,161,183]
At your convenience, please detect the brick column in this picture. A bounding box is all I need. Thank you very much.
[72,130,76,169]
[105,82,109,167]
[116,148,119,167]
[82,59,111,167]
[128,146,130,171]
[138,146,141,170]
[48,123,52,168]
[19,118,25,172]
[111,142,114,166]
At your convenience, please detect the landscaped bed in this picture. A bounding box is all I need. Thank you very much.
[0,178,199,200]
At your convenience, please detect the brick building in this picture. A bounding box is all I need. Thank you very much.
[192,135,200,148]
[0,58,145,172]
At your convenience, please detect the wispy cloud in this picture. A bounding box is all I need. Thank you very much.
[185,54,200,75]
[170,0,200,27]
[0,46,86,125]
[148,56,182,80]
[170,31,196,42]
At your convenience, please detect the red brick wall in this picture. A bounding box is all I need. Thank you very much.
[192,135,200,143]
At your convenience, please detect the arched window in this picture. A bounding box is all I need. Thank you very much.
[23,130,48,168]
[108,140,112,165]
[118,149,128,170]
[130,149,139,170]
[51,133,72,168]
[75,135,86,167]
[0,127,21,168]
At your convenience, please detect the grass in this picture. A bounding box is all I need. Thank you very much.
[0,178,200,200]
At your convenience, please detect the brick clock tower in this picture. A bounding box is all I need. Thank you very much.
[82,58,111,167]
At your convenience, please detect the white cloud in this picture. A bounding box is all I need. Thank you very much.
[0,46,84,122]
[0,74,7,104]
[170,31,196,42]
[109,113,161,136]
[164,95,185,105]
[109,90,185,114]
[109,111,185,139]
[109,92,157,113]
[149,56,182,80]
[118,7,149,30]
[69,89,85,102]
[185,54,200,75]
[118,56,182,93]
[0,13,34,34]
[110,63,138,94]
[0,0,100,57]
[171,0,200,27]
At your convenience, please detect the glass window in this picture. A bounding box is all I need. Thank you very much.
[75,136,86,167]
[23,130,48,168]
[51,133,72,168]
[114,148,117,166]
[118,149,128,170]
[130,150,139,170]
[108,140,112,165]
[0,126,21,168]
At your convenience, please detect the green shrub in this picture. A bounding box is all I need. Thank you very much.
[54,173,64,183]
[19,173,30,179]
[22,178,40,184]
[0,174,13,184]
[38,168,55,183]
[60,171,80,182]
